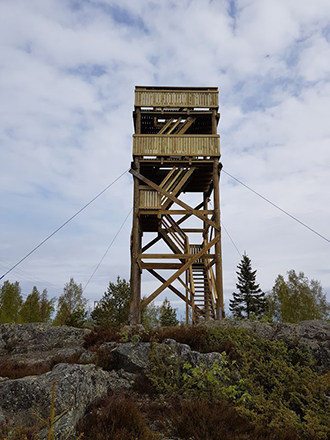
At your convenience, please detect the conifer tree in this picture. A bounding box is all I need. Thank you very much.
[39,288,55,323]
[159,298,179,327]
[229,253,265,319]
[91,277,130,327]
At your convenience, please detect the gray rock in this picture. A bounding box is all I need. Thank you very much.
[0,323,89,356]
[0,363,133,440]
[78,350,97,365]
[163,338,222,367]
[108,342,151,373]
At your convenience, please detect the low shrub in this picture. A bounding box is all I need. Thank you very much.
[0,357,51,380]
[77,391,158,440]
[167,398,255,440]
[145,324,330,440]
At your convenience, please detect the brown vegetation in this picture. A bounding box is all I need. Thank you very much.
[77,391,157,440]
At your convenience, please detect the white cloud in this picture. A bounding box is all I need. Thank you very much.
[1,0,330,315]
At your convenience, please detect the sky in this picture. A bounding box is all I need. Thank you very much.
[1,0,330,318]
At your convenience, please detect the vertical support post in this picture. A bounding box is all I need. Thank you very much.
[203,192,209,320]
[131,157,142,325]
[212,109,217,135]
[185,269,189,325]
[213,159,224,319]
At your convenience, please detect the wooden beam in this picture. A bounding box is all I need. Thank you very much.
[181,228,204,233]
[157,118,174,135]
[130,169,219,230]
[176,201,205,226]
[140,263,183,270]
[160,210,214,215]
[213,159,224,319]
[130,158,142,325]
[146,269,192,306]
[162,167,195,210]
[176,117,196,134]
[139,254,216,259]
[158,228,183,256]
[166,117,182,134]
[141,235,161,253]
[142,236,219,307]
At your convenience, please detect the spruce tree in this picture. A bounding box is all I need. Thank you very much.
[159,298,179,327]
[229,253,265,319]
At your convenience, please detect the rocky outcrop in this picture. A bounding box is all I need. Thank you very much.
[0,323,90,367]
[1,320,330,438]
[210,319,330,371]
[0,363,134,439]
[106,338,222,373]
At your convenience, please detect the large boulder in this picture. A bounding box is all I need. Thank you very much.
[0,363,134,439]
[105,339,223,374]
[0,323,92,368]
[0,323,88,356]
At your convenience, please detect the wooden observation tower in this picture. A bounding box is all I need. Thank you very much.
[130,86,224,325]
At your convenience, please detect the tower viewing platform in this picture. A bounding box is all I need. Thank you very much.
[130,86,224,325]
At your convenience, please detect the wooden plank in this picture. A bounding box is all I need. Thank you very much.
[139,209,159,215]
[142,236,219,307]
[159,210,213,216]
[158,228,183,255]
[181,229,204,233]
[166,117,182,134]
[129,169,219,231]
[176,117,196,134]
[139,254,216,259]
[132,135,220,157]
[141,263,183,270]
[162,167,195,210]
[135,89,219,108]
[159,167,178,191]
[158,118,175,135]
[161,217,185,251]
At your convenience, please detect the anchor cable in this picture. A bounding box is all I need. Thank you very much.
[83,207,133,293]
[0,169,128,280]
[222,169,330,245]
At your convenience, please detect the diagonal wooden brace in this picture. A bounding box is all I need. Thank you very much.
[130,169,219,231]
[141,235,220,307]
[146,269,192,306]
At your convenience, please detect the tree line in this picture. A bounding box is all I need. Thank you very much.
[1,257,329,326]
[0,277,179,327]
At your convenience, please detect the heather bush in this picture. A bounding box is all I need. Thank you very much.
[77,391,157,440]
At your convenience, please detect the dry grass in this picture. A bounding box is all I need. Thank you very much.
[0,357,52,380]
[0,350,83,380]
[83,324,209,351]
[83,326,122,349]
